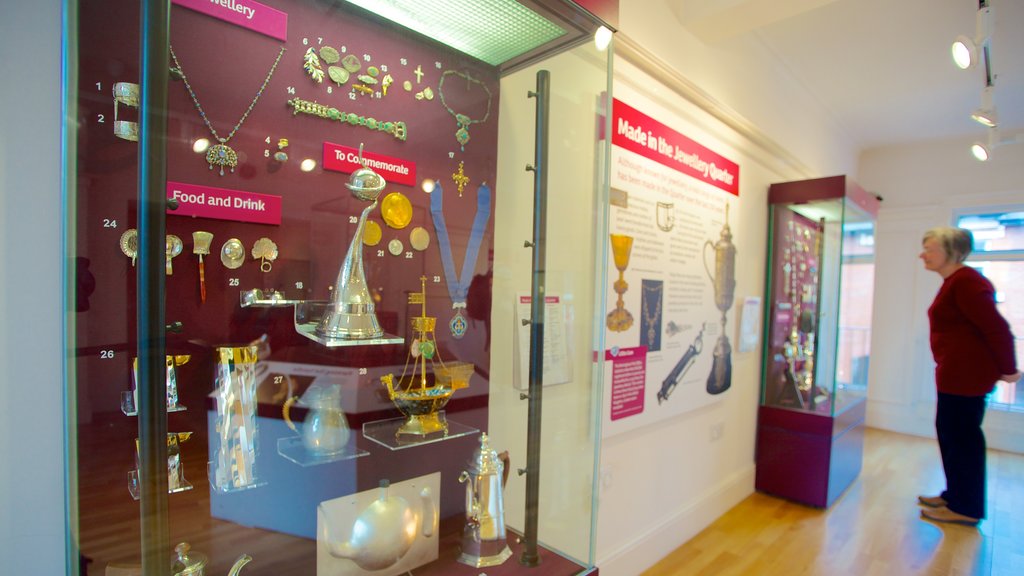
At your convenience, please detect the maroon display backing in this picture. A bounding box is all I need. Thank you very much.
[67,1,582,574]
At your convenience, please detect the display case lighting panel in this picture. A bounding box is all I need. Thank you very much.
[340,0,567,66]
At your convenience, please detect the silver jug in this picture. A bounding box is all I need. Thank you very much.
[457,433,512,567]
[283,383,351,457]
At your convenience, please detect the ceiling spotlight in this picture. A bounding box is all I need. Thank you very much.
[951,35,977,70]
[951,4,992,70]
[971,85,998,127]
[971,141,990,162]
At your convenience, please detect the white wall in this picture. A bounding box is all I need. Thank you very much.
[595,2,861,573]
[859,133,1024,453]
[0,0,69,573]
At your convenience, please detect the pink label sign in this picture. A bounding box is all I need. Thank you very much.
[612,98,740,196]
[172,0,288,42]
[322,142,417,187]
[167,181,282,225]
[606,346,647,421]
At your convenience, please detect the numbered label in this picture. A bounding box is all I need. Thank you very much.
[400,58,408,66]
[103,219,118,228]
[96,82,102,91]
[405,251,413,259]
[358,368,368,375]
[377,250,385,257]
[100,350,115,359]
[97,114,105,123]
[274,375,284,384]
[433,276,441,283]
[295,281,304,290]
[229,278,240,287]
[363,54,371,62]
[287,86,296,95]
[349,216,358,224]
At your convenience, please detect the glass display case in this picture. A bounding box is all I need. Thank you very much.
[755,175,879,508]
[67,1,613,574]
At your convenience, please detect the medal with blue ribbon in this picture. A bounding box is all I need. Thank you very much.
[430,182,491,339]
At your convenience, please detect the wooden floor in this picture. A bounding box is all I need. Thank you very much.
[641,428,1024,576]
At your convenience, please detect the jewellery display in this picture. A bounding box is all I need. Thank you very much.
[211,345,261,492]
[381,74,393,96]
[251,237,278,272]
[362,219,383,246]
[415,87,434,101]
[640,280,663,352]
[112,81,139,142]
[327,66,350,86]
[274,138,288,162]
[357,74,378,85]
[287,97,408,141]
[120,228,138,266]
[192,231,213,303]
[703,204,737,395]
[166,234,183,275]
[452,161,469,197]
[353,84,374,96]
[413,65,424,83]
[221,238,245,269]
[409,226,430,251]
[341,53,361,73]
[303,47,325,83]
[657,323,705,404]
[656,201,675,232]
[380,277,473,436]
[381,192,413,229]
[319,45,340,64]
[169,44,286,175]
[430,182,491,339]
[316,144,386,340]
[366,66,380,77]
[388,237,404,256]
[606,234,634,332]
[438,70,492,151]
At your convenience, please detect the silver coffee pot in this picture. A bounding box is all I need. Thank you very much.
[457,433,512,567]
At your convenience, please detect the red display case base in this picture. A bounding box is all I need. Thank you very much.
[755,397,866,508]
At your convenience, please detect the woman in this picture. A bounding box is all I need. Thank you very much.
[917,226,1020,526]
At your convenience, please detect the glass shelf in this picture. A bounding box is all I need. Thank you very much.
[127,470,193,501]
[206,462,268,494]
[120,391,187,416]
[293,301,404,347]
[239,288,303,308]
[362,413,478,451]
[275,436,369,466]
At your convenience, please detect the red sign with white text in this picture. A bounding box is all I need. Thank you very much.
[612,98,739,196]
[172,0,288,41]
[322,142,417,187]
[166,181,282,225]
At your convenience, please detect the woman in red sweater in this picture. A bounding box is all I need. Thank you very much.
[917,227,1020,526]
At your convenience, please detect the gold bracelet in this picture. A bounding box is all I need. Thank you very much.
[286,97,407,141]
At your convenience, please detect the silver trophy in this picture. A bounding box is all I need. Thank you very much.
[703,204,736,395]
[317,144,386,340]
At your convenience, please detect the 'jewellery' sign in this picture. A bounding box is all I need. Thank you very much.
[172,0,288,41]
[612,98,739,196]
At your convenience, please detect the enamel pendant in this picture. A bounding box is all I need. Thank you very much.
[449,308,468,339]
[207,143,238,176]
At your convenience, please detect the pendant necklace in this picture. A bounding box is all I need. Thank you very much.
[430,182,491,339]
[438,70,492,152]
[642,282,663,349]
[169,45,285,175]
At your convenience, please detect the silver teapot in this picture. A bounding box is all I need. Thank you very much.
[457,433,512,567]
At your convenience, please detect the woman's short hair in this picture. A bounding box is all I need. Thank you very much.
[923,227,973,264]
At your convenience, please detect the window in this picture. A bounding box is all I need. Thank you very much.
[956,208,1024,412]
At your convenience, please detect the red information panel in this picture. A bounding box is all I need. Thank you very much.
[606,346,647,421]
[166,181,282,225]
[322,141,417,186]
[612,98,739,196]
[172,0,289,41]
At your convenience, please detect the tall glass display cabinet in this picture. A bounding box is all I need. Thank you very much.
[66,1,615,574]
[755,175,878,508]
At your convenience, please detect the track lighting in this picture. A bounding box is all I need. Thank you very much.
[951,3,991,70]
[969,127,1024,162]
[970,85,997,128]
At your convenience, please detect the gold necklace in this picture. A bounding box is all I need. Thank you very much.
[169,45,286,175]
[438,70,492,151]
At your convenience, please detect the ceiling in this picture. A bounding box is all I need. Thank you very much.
[668,0,1024,152]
